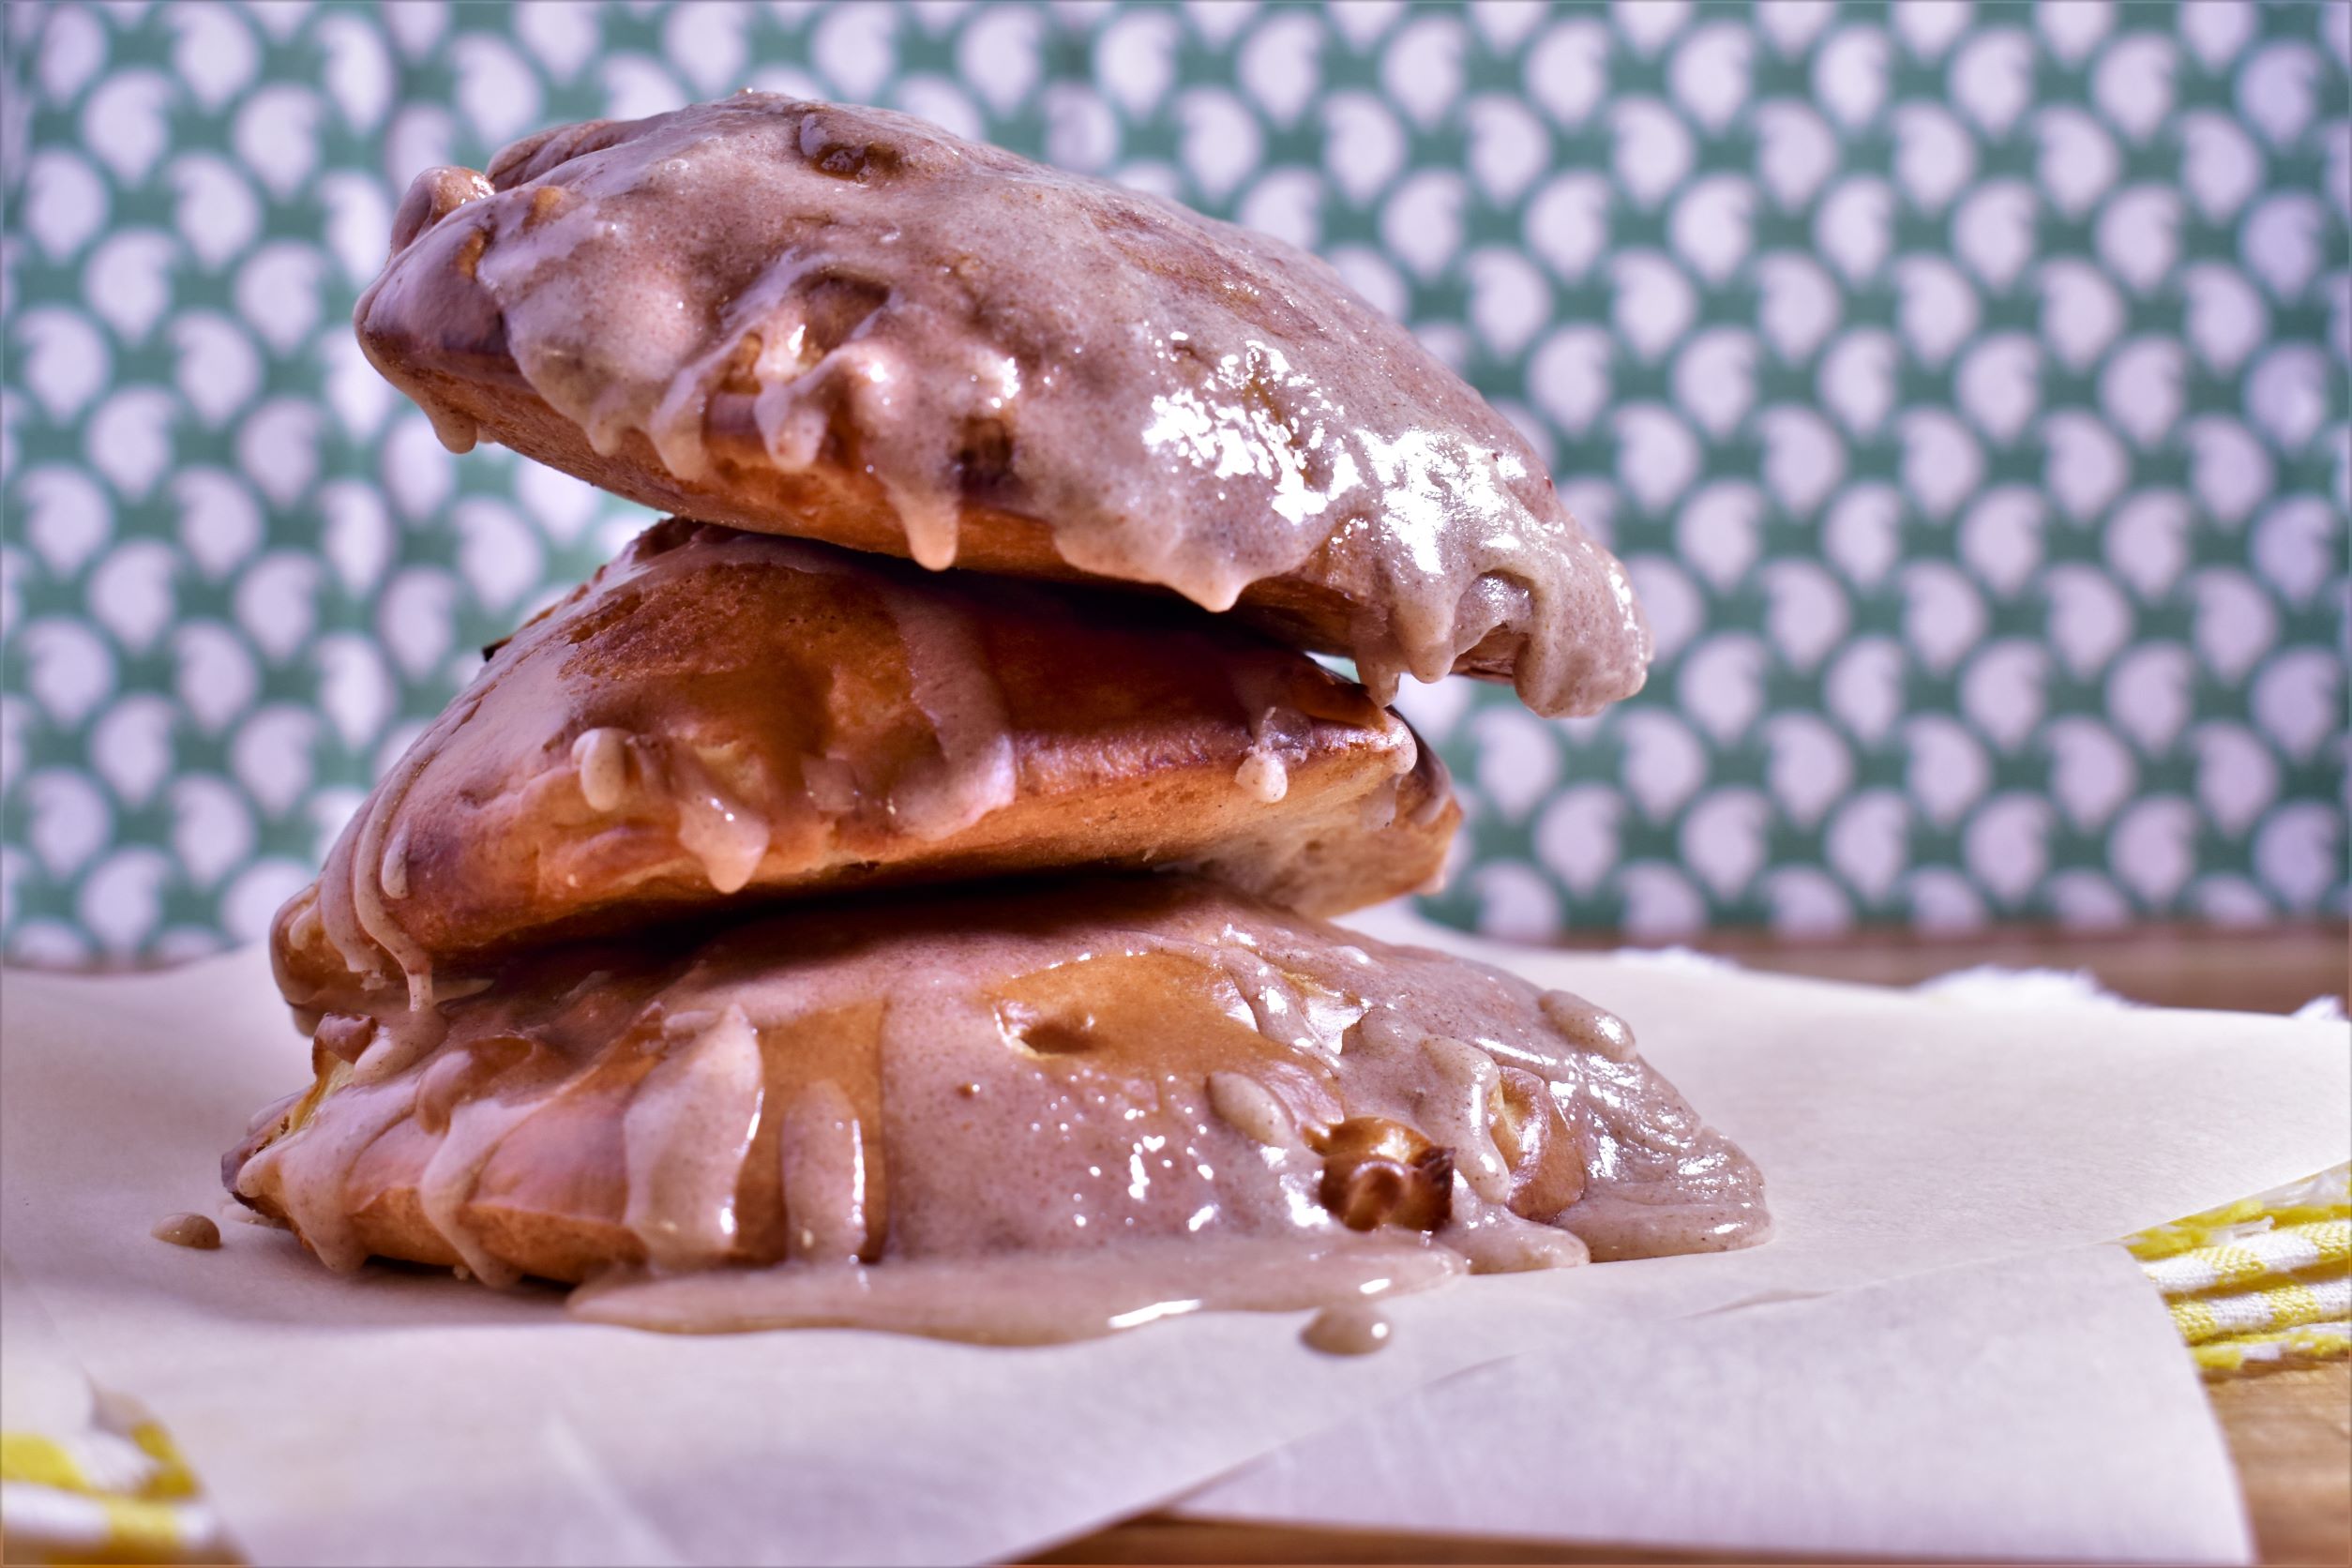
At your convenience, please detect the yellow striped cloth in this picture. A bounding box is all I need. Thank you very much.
[2123,1165,2352,1380]
[0,1411,223,1563]
[8,1166,2347,1561]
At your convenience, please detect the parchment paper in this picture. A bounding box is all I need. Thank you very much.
[1182,1244,2251,1561]
[2,913,2344,1565]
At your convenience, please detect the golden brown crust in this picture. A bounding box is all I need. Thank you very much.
[273,521,1455,999]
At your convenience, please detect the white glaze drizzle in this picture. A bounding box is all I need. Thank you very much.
[666,747,772,895]
[351,1016,442,1085]
[1232,697,1314,806]
[776,1080,869,1264]
[1233,751,1288,805]
[414,1098,541,1288]
[1540,988,1639,1061]
[1437,1197,1591,1274]
[622,1005,767,1271]
[680,529,1018,842]
[868,579,1017,841]
[800,752,859,816]
[411,1048,563,1290]
[378,824,411,901]
[332,692,489,1009]
[1205,1070,1303,1150]
[571,727,630,812]
[234,1064,417,1274]
[1411,1034,1512,1204]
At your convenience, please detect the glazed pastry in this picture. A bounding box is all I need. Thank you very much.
[228,876,1768,1340]
[226,93,1771,1342]
[277,519,1455,1003]
[355,95,1651,718]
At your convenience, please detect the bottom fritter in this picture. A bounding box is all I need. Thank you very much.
[228,875,1767,1339]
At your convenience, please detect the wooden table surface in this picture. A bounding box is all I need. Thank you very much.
[1042,924,2352,1566]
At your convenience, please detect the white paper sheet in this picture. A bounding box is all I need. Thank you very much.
[2,921,2344,1565]
[1181,1244,2252,1561]
[0,1254,92,1434]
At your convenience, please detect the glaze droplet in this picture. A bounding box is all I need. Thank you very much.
[573,727,631,812]
[1234,750,1289,804]
[152,1212,221,1250]
[1302,1303,1391,1356]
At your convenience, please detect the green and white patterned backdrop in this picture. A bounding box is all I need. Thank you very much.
[1,0,2345,964]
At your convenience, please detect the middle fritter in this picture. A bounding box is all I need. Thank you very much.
[285,517,1455,992]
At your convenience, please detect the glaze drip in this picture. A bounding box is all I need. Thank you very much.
[1234,750,1289,805]
[416,1090,544,1289]
[667,748,772,895]
[624,1005,766,1271]
[864,565,1018,840]
[234,1063,418,1273]
[776,1080,870,1264]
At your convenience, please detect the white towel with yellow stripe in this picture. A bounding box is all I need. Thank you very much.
[2125,1167,2352,1379]
[0,1419,221,1563]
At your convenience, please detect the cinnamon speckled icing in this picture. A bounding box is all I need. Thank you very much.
[357,94,1651,717]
